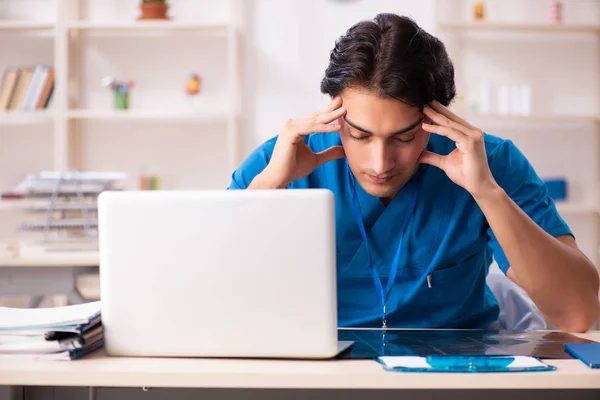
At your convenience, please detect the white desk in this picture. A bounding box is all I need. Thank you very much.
[0,250,99,307]
[1,346,600,390]
[0,332,599,400]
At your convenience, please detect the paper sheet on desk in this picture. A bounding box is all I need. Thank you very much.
[0,301,100,331]
[0,334,82,354]
[378,355,554,373]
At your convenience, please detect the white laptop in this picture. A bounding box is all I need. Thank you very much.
[98,189,352,359]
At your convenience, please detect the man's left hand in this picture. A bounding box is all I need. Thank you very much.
[419,100,499,200]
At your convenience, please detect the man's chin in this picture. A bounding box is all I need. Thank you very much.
[359,181,401,200]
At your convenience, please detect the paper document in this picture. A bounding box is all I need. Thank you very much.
[0,301,100,331]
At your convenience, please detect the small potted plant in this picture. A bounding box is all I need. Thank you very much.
[138,0,169,20]
[101,76,134,110]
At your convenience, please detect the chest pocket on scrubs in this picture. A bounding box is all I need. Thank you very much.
[420,251,488,328]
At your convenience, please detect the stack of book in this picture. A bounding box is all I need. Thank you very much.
[1,170,126,251]
[0,65,55,111]
[0,301,103,360]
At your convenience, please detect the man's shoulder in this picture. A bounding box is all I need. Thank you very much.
[249,136,274,156]
[481,133,525,172]
[480,133,539,191]
[482,132,512,156]
[229,132,341,189]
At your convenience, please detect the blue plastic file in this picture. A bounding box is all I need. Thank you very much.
[377,355,556,373]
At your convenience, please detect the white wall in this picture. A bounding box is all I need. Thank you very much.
[241,0,435,153]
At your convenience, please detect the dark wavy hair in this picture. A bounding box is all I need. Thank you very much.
[320,13,456,108]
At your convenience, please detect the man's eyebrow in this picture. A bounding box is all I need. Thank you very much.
[343,116,423,137]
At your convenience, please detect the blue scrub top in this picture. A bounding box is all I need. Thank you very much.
[228,132,573,329]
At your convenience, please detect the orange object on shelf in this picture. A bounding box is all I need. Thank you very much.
[474,1,485,21]
[185,74,201,96]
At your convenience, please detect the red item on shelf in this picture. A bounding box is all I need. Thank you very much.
[1,192,24,199]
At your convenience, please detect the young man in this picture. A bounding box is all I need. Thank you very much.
[229,14,600,332]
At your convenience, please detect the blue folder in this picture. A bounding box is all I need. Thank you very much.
[565,343,600,368]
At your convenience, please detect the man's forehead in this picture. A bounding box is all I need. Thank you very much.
[344,103,422,122]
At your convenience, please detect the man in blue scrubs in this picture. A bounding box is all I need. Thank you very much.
[228,14,600,332]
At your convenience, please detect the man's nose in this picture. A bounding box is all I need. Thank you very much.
[370,142,395,175]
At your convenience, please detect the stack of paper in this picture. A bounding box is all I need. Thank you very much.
[0,301,102,360]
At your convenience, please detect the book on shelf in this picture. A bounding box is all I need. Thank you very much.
[0,65,55,112]
[0,301,103,361]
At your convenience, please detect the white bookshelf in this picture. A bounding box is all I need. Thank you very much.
[435,1,600,205]
[0,0,241,189]
[0,0,242,189]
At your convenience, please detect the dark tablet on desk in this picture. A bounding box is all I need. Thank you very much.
[336,329,597,360]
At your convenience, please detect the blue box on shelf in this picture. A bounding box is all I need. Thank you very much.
[543,178,567,201]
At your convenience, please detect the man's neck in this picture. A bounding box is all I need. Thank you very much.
[381,197,392,206]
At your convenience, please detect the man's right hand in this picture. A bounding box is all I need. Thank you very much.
[250,97,347,189]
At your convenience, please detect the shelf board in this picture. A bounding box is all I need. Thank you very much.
[22,219,98,230]
[556,203,599,215]
[457,112,599,125]
[66,21,229,33]
[0,21,55,30]
[66,109,230,123]
[438,22,600,34]
[27,203,98,213]
[0,110,54,125]
[0,199,48,211]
